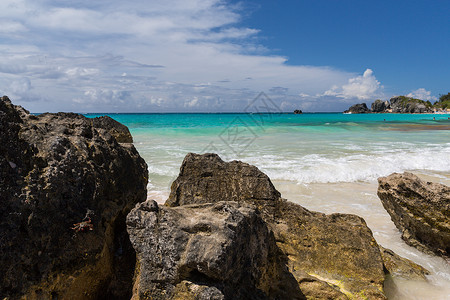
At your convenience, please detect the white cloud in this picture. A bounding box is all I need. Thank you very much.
[0,21,27,34]
[184,97,200,107]
[406,88,437,101]
[324,69,382,100]
[0,0,373,112]
[65,67,100,78]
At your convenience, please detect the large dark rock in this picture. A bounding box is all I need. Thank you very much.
[126,200,303,300]
[0,96,148,299]
[371,99,390,113]
[91,115,133,143]
[165,153,387,299]
[389,96,432,113]
[344,103,370,114]
[378,172,450,257]
[166,153,281,208]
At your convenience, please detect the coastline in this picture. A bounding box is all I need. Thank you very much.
[2,97,449,299]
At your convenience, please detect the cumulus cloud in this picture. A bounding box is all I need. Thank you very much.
[0,0,373,112]
[324,69,382,100]
[406,88,437,101]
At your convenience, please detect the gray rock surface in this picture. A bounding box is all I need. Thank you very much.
[126,200,303,300]
[166,153,281,208]
[343,103,370,114]
[371,100,390,113]
[378,172,450,257]
[0,96,148,299]
[165,153,387,299]
[345,96,433,114]
[389,96,432,113]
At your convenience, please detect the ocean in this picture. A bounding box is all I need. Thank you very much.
[87,112,450,299]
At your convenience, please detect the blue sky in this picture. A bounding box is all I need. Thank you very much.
[239,0,450,93]
[0,0,448,112]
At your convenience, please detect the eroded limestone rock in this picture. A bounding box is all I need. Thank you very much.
[164,153,387,299]
[126,200,303,300]
[166,153,281,207]
[378,172,450,257]
[379,246,430,281]
[0,96,148,299]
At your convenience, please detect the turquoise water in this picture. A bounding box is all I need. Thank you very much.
[86,113,450,192]
[86,112,450,299]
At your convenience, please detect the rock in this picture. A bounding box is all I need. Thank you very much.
[377,172,450,257]
[347,96,435,114]
[294,109,303,114]
[294,270,348,300]
[166,153,281,208]
[389,96,432,113]
[165,153,387,299]
[0,96,148,299]
[379,246,430,281]
[92,115,133,143]
[371,100,390,113]
[344,103,370,114]
[271,200,385,299]
[126,200,303,300]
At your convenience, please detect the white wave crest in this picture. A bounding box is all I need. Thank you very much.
[257,148,450,184]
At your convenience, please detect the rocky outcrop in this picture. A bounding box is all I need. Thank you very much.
[166,153,281,208]
[164,153,387,299]
[345,96,434,114]
[294,109,303,114]
[126,200,303,300]
[379,246,430,281]
[377,172,450,257]
[91,115,133,143]
[0,96,148,299]
[371,100,390,113]
[389,96,432,113]
[344,103,370,114]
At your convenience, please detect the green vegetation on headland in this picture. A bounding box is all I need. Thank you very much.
[436,92,450,109]
[344,92,450,113]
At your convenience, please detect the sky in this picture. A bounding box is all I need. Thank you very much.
[0,0,449,112]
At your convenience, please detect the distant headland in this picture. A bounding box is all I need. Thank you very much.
[344,92,450,114]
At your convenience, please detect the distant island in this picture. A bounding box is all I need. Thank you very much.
[344,92,450,114]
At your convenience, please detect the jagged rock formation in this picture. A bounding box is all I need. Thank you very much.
[126,200,303,300]
[164,153,388,299]
[344,96,434,114]
[294,109,303,114]
[378,172,450,257]
[371,99,390,113]
[0,96,148,299]
[389,96,431,113]
[91,115,134,143]
[166,153,281,208]
[344,103,370,114]
[379,246,430,281]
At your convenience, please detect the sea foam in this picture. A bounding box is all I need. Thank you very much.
[251,147,450,184]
